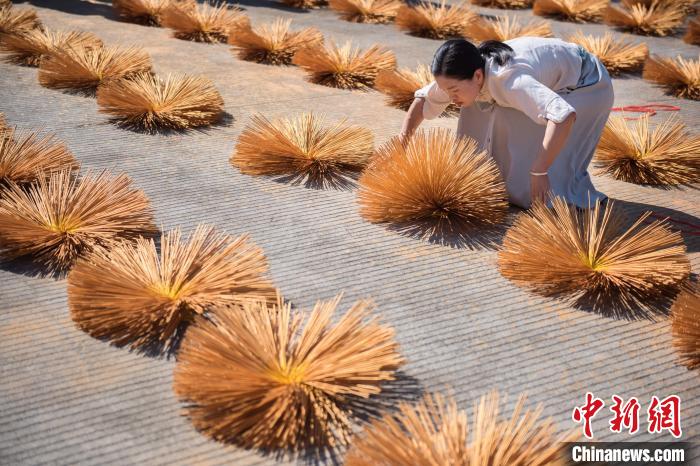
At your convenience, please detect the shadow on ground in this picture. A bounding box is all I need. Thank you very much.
[229,0,316,13]
[16,0,309,19]
[614,197,700,253]
[570,282,687,321]
[271,170,361,190]
[383,206,518,250]
[16,0,118,20]
[0,255,65,280]
[107,111,235,135]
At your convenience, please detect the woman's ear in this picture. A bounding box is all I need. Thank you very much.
[474,69,484,85]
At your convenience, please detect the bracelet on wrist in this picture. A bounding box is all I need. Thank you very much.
[530,170,548,176]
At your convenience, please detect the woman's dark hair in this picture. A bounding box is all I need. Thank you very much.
[431,39,514,80]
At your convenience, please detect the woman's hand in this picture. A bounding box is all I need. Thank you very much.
[530,173,550,205]
[399,130,411,147]
[528,112,576,206]
[399,98,425,144]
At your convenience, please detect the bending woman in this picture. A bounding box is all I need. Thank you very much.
[402,37,614,208]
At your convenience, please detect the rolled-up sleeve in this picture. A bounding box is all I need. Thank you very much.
[496,72,576,125]
[414,81,452,120]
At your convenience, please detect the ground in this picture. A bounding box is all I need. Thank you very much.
[0,0,699,465]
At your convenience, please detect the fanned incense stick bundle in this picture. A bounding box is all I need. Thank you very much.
[684,17,700,45]
[498,198,690,314]
[113,0,196,26]
[643,55,700,100]
[347,392,468,465]
[293,41,396,89]
[232,113,374,185]
[345,391,576,465]
[228,18,323,65]
[470,0,534,9]
[358,129,508,231]
[0,5,41,35]
[568,32,648,75]
[161,1,248,42]
[0,29,102,66]
[38,45,152,92]
[594,115,700,187]
[533,0,609,22]
[68,225,277,353]
[0,121,9,143]
[0,170,156,273]
[96,73,224,131]
[605,0,684,36]
[625,0,697,13]
[467,16,553,42]
[671,283,700,370]
[395,1,480,39]
[328,0,402,23]
[375,64,459,115]
[0,129,78,187]
[173,295,404,451]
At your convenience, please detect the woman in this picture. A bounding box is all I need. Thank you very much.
[402,37,614,209]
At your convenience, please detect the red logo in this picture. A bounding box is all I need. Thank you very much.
[609,395,640,434]
[648,395,682,438]
[572,392,605,439]
[573,394,682,439]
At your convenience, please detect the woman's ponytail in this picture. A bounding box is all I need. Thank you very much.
[477,40,514,66]
[431,39,514,80]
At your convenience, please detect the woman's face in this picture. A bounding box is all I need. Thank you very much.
[435,69,484,107]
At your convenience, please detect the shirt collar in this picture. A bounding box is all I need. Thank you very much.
[477,59,494,103]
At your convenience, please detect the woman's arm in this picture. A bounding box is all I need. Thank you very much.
[400,98,425,143]
[491,71,580,205]
[530,112,577,204]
